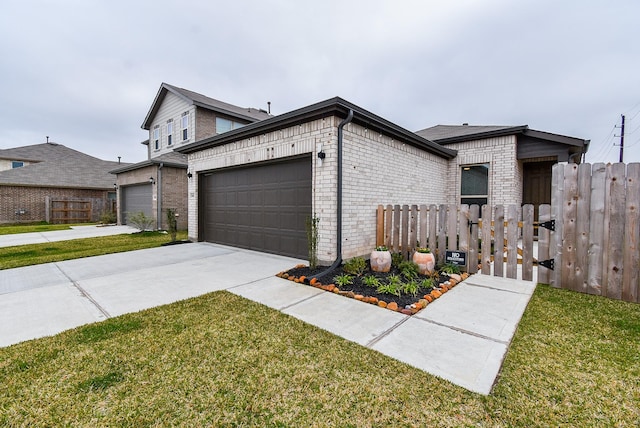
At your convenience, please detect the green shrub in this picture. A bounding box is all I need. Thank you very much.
[127,212,154,231]
[333,274,354,287]
[343,257,366,276]
[100,211,116,225]
[362,275,381,288]
[391,252,404,269]
[398,260,419,280]
[166,208,177,241]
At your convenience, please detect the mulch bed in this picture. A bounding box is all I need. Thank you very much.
[278,261,469,316]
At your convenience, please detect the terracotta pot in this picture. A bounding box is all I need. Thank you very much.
[412,251,435,275]
[370,250,392,272]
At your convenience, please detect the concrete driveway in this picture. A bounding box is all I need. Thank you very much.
[0,237,536,395]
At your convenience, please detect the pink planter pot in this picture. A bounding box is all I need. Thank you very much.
[370,250,392,272]
[412,251,435,275]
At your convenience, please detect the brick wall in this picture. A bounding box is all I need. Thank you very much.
[187,116,451,264]
[444,135,523,208]
[0,185,110,224]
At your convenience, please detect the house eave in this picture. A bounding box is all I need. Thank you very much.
[110,158,187,175]
[176,97,457,160]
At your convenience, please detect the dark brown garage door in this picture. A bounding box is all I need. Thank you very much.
[200,156,311,259]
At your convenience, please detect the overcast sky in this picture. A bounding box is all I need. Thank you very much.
[1,0,638,164]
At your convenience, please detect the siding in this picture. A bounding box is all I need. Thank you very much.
[149,92,196,157]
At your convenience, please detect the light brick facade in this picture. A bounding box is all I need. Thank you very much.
[444,135,523,207]
[187,115,450,264]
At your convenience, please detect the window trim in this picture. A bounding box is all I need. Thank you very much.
[181,112,189,141]
[166,119,173,146]
[153,126,161,150]
[460,163,489,206]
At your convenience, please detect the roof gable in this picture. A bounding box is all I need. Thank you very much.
[0,143,127,189]
[141,83,271,130]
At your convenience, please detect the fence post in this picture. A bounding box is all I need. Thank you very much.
[537,204,551,284]
[588,164,606,295]
[437,204,447,265]
[606,163,626,300]
[419,204,427,249]
[409,204,418,254]
[428,204,437,255]
[522,204,534,281]
[385,204,393,249]
[392,205,400,253]
[481,204,492,275]
[551,163,564,288]
[458,205,470,272]
[622,163,640,303]
[468,205,479,274]
[576,163,592,293]
[401,204,409,259]
[493,205,504,277]
[506,205,518,279]
[562,164,579,291]
[376,205,384,247]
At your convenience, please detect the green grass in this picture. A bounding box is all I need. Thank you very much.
[0,231,188,269]
[0,286,638,426]
[0,222,94,235]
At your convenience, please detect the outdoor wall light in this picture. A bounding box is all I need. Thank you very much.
[317,151,326,160]
[149,177,156,185]
[113,183,118,190]
[187,171,193,178]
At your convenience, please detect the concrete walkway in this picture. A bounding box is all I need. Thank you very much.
[0,225,139,248]
[0,230,536,395]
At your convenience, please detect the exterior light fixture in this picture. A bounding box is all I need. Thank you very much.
[149,177,156,185]
[187,172,193,178]
[113,183,117,190]
[317,151,326,160]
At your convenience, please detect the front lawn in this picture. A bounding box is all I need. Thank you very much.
[0,285,637,426]
[0,231,188,269]
[0,222,93,235]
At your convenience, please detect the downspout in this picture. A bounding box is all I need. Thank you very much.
[157,162,163,230]
[311,109,353,281]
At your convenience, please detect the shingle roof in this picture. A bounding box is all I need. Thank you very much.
[415,124,588,148]
[110,151,187,174]
[415,125,528,143]
[141,83,271,130]
[177,97,457,160]
[0,143,127,189]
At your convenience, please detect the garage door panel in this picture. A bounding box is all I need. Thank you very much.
[200,157,311,259]
[122,184,152,225]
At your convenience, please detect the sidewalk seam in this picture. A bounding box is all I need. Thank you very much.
[54,264,111,319]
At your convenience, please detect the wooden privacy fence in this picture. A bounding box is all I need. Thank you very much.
[550,162,639,303]
[47,199,92,224]
[376,204,545,281]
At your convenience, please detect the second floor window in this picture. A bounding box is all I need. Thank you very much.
[167,120,173,146]
[181,113,189,141]
[12,161,24,168]
[153,126,160,150]
[216,117,246,134]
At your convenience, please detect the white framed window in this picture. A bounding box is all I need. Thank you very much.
[166,120,173,146]
[11,161,24,168]
[153,126,160,150]
[460,163,489,206]
[181,112,189,141]
[216,117,246,134]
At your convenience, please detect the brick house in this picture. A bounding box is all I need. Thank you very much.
[176,97,589,263]
[0,143,122,224]
[415,125,590,215]
[111,83,270,230]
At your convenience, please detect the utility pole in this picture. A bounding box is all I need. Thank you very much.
[619,114,625,163]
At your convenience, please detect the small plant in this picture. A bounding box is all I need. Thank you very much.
[100,210,116,225]
[375,245,388,251]
[402,280,420,297]
[127,211,154,231]
[306,215,320,269]
[343,257,366,276]
[440,263,461,274]
[416,247,431,253]
[391,252,404,269]
[333,274,353,287]
[420,277,434,290]
[362,275,381,288]
[398,260,419,280]
[166,208,177,242]
[377,274,402,297]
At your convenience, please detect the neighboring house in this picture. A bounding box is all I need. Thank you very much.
[0,143,123,224]
[176,97,457,262]
[415,125,590,212]
[112,83,271,230]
